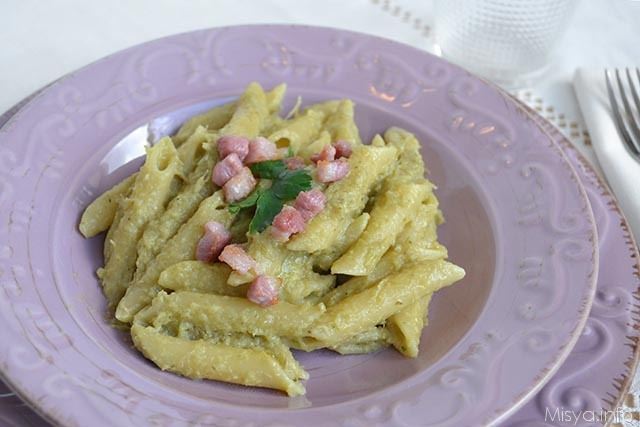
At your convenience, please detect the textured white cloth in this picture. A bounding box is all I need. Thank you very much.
[0,0,430,115]
[574,69,640,242]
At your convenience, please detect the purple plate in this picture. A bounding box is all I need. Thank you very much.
[0,89,635,427]
[505,102,640,426]
[0,26,597,426]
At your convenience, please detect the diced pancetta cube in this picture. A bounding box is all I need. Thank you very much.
[283,156,306,170]
[218,244,257,274]
[271,206,306,241]
[195,221,231,262]
[333,140,353,158]
[244,137,278,164]
[247,275,280,307]
[316,158,350,183]
[223,167,256,202]
[294,189,326,221]
[310,144,336,163]
[217,135,250,161]
[211,152,243,186]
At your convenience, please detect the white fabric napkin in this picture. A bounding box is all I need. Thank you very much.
[573,68,640,240]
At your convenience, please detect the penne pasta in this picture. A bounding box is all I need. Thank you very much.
[313,212,370,271]
[80,83,466,396]
[133,82,274,280]
[287,143,398,253]
[173,102,236,146]
[131,324,305,396]
[382,126,427,186]
[157,260,245,296]
[218,82,269,138]
[100,138,183,308]
[268,109,326,153]
[329,326,391,355]
[79,174,136,238]
[298,130,331,162]
[322,200,447,308]
[115,190,232,322]
[176,125,216,174]
[265,83,287,114]
[331,182,431,276]
[387,295,432,358]
[322,99,362,145]
[310,260,465,345]
[142,290,325,338]
[133,159,215,279]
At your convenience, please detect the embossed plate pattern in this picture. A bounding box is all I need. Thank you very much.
[506,101,640,426]
[0,26,597,426]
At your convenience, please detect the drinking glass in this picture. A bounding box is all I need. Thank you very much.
[433,0,577,87]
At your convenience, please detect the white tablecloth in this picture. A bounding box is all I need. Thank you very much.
[3,0,640,166]
[3,0,640,424]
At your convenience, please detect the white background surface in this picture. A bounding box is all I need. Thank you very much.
[3,0,640,423]
[3,0,640,117]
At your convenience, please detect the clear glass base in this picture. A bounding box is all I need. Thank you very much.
[431,42,553,90]
[431,0,576,90]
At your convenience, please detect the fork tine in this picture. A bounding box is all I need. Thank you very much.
[626,68,640,115]
[615,69,640,151]
[605,69,640,157]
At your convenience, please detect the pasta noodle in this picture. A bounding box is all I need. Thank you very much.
[131,324,306,396]
[79,174,136,238]
[309,260,464,345]
[115,190,232,322]
[80,82,465,396]
[286,144,398,253]
[99,137,183,308]
[141,290,325,338]
[330,182,431,275]
[157,260,244,296]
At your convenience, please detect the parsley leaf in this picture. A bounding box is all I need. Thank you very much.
[229,159,314,234]
[228,189,261,214]
[250,192,284,233]
[271,169,312,199]
[249,160,286,179]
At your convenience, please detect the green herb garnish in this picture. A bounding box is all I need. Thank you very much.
[251,192,284,233]
[229,159,312,233]
[249,160,286,179]
[228,190,260,214]
[271,169,313,199]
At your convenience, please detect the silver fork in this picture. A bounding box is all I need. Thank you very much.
[605,68,640,159]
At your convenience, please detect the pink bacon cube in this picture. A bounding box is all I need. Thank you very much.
[212,152,243,187]
[316,158,350,183]
[294,189,326,222]
[218,244,257,274]
[217,135,250,162]
[223,167,256,202]
[244,137,278,164]
[247,275,280,307]
[271,206,306,241]
[195,221,231,263]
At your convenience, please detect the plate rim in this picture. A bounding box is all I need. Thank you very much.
[509,94,640,425]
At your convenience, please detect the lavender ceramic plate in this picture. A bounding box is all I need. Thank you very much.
[0,88,635,427]
[505,102,640,426]
[0,26,597,426]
